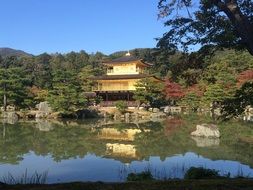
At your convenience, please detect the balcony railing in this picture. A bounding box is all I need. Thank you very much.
[99,101,138,107]
[92,84,131,91]
[107,69,114,74]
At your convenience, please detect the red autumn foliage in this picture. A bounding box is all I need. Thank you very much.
[237,69,253,86]
[164,79,185,100]
[185,84,205,97]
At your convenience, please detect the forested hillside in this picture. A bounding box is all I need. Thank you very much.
[0,47,253,118]
[0,48,32,57]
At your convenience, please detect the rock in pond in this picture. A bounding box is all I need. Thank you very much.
[164,106,170,113]
[191,124,220,138]
[1,112,19,120]
[1,112,19,124]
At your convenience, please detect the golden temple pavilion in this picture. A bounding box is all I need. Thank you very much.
[91,53,162,106]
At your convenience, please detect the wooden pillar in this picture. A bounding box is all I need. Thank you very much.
[127,91,130,101]
[106,91,108,101]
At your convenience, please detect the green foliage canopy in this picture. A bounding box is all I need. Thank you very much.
[133,78,166,108]
[221,82,253,119]
[48,69,87,114]
[0,56,31,109]
[158,0,253,55]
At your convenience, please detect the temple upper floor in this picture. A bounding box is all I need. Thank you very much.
[103,53,151,76]
[106,63,145,75]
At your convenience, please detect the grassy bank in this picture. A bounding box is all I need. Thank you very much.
[1,179,253,190]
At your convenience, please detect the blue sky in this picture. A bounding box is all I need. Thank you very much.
[0,0,167,55]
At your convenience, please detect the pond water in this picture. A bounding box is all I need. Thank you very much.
[0,115,253,183]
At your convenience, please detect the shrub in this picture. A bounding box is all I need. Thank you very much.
[184,167,221,179]
[127,171,154,181]
[115,101,128,113]
[2,170,48,185]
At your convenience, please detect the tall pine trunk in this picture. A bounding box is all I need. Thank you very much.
[214,0,253,55]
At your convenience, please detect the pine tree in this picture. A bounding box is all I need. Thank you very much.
[48,69,87,114]
[133,78,165,108]
[0,57,30,110]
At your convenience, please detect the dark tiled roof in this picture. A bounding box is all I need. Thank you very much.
[104,56,140,63]
[90,74,148,80]
[90,74,163,81]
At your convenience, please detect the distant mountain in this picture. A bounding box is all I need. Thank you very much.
[0,48,33,57]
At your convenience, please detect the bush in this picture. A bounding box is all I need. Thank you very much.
[127,171,154,181]
[115,101,128,113]
[184,167,221,179]
[2,170,48,184]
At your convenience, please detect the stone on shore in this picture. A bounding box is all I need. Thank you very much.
[0,112,19,124]
[35,101,53,118]
[0,105,15,112]
[164,106,170,113]
[36,101,52,112]
[150,112,166,119]
[162,106,182,114]
[152,108,160,113]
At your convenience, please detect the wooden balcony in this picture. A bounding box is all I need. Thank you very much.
[99,101,138,107]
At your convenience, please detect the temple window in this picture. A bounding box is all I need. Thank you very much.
[107,67,113,74]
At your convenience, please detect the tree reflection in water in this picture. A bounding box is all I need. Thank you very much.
[0,115,252,182]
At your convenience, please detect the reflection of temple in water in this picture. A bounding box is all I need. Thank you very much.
[96,126,149,162]
[106,143,137,158]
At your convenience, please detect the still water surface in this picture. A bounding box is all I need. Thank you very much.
[0,115,253,183]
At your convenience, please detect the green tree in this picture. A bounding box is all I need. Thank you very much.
[32,53,52,89]
[158,0,253,55]
[49,53,66,71]
[78,65,104,92]
[221,82,253,119]
[180,84,204,111]
[202,83,233,105]
[202,50,253,84]
[202,82,236,118]
[181,69,202,86]
[89,52,106,69]
[151,49,175,77]
[201,53,238,112]
[48,69,87,115]
[115,101,128,113]
[0,57,30,110]
[133,78,166,108]
[181,92,201,111]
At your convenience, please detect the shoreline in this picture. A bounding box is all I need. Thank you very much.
[1,179,253,190]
